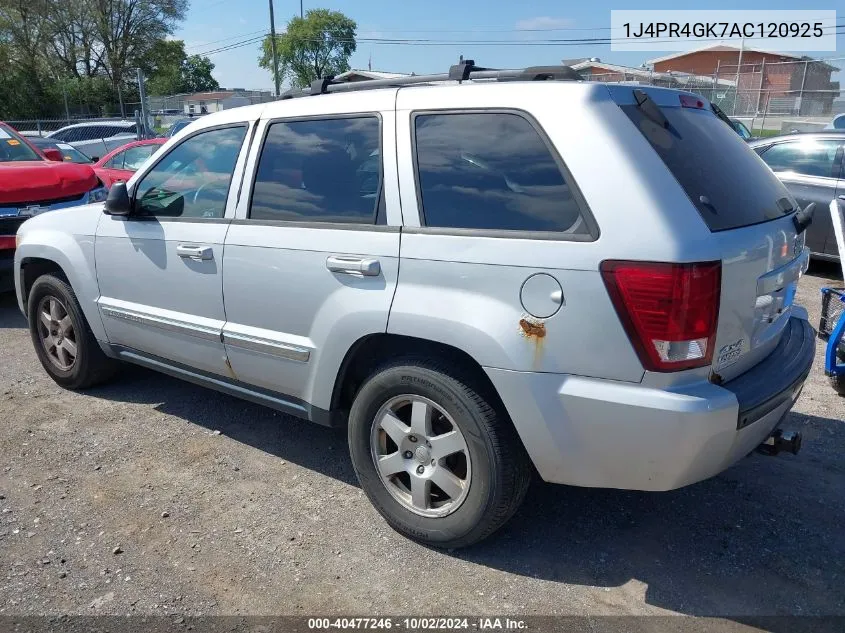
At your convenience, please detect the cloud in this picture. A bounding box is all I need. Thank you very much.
[515,16,574,31]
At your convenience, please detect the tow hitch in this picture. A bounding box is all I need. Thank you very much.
[757,429,802,456]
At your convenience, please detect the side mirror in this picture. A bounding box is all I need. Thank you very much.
[43,148,64,162]
[90,156,100,162]
[103,182,133,216]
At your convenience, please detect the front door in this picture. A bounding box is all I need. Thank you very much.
[756,138,845,256]
[222,96,401,415]
[95,124,251,376]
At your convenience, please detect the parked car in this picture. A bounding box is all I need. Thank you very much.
[14,70,815,548]
[730,118,754,141]
[93,138,167,188]
[824,113,845,130]
[0,122,106,292]
[46,121,138,160]
[164,118,195,138]
[27,137,93,164]
[750,132,845,261]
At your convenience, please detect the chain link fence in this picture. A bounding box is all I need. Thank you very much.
[587,56,843,135]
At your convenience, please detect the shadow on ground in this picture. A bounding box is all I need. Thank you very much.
[84,362,845,618]
[2,290,844,619]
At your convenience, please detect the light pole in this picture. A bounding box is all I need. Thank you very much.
[300,0,303,18]
[268,0,281,97]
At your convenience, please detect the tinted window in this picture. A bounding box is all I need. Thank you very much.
[250,117,380,223]
[758,139,842,179]
[622,103,795,231]
[0,126,41,162]
[414,113,588,233]
[134,126,246,218]
[49,129,70,142]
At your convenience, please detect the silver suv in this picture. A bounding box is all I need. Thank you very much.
[14,64,816,548]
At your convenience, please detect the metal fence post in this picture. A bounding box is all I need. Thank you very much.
[756,58,765,113]
[799,60,808,116]
[759,91,770,134]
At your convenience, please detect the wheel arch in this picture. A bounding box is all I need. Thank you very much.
[329,333,511,423]
[16,238,106,342]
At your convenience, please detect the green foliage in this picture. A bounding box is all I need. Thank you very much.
[259,8,356,89]
[0,0,193,119]
[145,40,219,96]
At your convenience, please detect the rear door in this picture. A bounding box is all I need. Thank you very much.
[754,138,844,257]
[221,91,401,413]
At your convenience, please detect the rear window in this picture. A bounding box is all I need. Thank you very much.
[621,103,795,231]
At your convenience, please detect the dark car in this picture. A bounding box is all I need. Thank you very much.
[750,132,845,261]
[164,118,195,138]
[27,136,93,164]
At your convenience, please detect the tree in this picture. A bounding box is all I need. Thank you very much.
[259,8,356,89]
[144,39,219,95]
[90,0,188,113]
[181,54,218,92]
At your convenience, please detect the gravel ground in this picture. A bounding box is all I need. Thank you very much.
[1,264,844,621]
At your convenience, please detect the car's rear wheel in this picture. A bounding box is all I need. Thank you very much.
[348,359,531,548]
[27,274,117,389]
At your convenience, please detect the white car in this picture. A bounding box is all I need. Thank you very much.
[14,63,815,548]
[46,121,138,160]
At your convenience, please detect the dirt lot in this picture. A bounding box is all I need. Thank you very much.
[1,265,844,621]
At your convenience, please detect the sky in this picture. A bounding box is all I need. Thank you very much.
[173,0,844,93]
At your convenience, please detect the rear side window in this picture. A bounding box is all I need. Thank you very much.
[621,102,795,231]
[757,140,843,179]
[413,112,589,234]
[250,116,381,224]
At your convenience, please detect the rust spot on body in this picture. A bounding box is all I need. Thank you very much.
[519,318,546,338]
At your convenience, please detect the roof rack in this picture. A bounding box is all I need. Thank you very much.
[280,59,583,99]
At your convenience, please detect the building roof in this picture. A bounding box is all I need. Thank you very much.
[184,91,235,102]
[648,44,812,65]
[570,60,736,86]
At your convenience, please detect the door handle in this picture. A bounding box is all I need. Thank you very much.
[326,255,380,276]
[176,244,214,261]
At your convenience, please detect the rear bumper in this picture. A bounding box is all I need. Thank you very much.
[485,316,815,491]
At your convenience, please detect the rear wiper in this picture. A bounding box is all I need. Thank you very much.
[633,89,668,128]
[710,102,734,129]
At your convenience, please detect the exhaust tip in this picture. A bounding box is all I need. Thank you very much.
[757,429,802,456]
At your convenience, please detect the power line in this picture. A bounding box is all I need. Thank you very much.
[185,29,268,52]
[195,26,845,58]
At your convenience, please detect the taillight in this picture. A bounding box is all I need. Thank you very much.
[601,260,721,372]
[0,236,15,250]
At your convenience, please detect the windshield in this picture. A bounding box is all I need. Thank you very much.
[622,102,796,231]
[0,126,41,162]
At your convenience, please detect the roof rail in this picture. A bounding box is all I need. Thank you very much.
[280,59,583,99]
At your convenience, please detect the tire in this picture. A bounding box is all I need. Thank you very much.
[829,374,845,396]
[348,358,531,548]
[27,273,117,390]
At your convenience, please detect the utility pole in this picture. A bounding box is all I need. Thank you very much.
[300,0,303,18]
[268,0,281,97]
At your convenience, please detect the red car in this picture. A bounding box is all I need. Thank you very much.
[1,122,106,292]
[93,138,167,188]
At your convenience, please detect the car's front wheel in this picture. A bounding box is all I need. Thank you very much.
[348,359,531,548]
[27,274,117,390]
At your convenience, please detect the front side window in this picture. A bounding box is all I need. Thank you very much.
[121,145,156,171]
[134,126,246,218]
[250,116,381,224]
[413,112,589,234]
[757,140,843,179]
